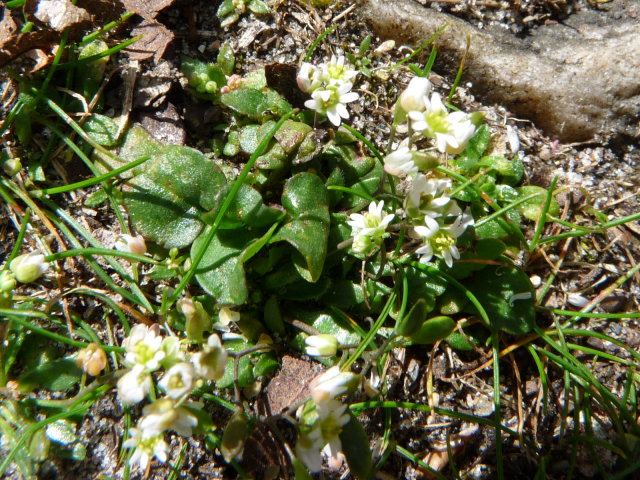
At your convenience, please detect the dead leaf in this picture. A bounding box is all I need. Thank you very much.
[33,0,90,32]
[125,18,174,63]
[122,0,175,19]
[23,48,51,72]
[265,355,316,414]
[0,8,18,51]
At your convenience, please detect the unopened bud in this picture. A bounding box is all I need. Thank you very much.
[2,158,22,176]
[10,251,49,283]
[399,76,432,113]
[373,39,395,55]
[178,298,211,342]
[114,234,146,255]
[304,334,338,357]
[76,343,107,376]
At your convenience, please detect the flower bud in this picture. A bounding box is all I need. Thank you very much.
[2,157,22,176]
[76,343,107,376]
[178,298,211,342]
[399,76,432,113]
[114,234,146,255]
[10,251,49,283]
[305,334,338,357]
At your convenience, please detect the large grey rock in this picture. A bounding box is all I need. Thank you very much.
[359,0,640,141]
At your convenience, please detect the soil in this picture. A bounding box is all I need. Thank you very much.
[1,0,639,479]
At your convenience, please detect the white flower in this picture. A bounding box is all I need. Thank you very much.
[296,424,324,472]
[321,55,359,85]
[435,111,477,155]
[305,334,338,357]
[414,209,474,267]
[123,427,169,471]
[409,93,477,154]
[139,398,199,437]
[158,362,195,399]
[9,251,49,283]
[304,83,359,127]
[405,175,458,219]
[296,398,351,472]
[191,333,228,381]
[117,364,152,405]
[383,139,419,176]
[114,234,146,255]
[399,76,432,113]
[346,200,394,254]
[316,398,350,461]
[297,62,322,93]
[122,324,165,371]
[310,366,359,403]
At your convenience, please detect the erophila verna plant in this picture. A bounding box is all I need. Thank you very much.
[2,13,639,480]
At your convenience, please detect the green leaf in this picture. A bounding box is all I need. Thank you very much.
[144,146,226,211]
[452,124,490,172]
[253,352,279,378]
[76,40,108,101]
[192,227,255,305]
[339,161,384,209]
[216,0,236,18]
[204,183,283,229]
[274,120,313,154]
[474,205,521,241]
[465,265,535,334]
[221,88,267,120]
[516,186,559,222]
[407,316,456,345]
[18,358,83,392]
[123,175,203,248]
[339,413,372,480]
[221,410,249,462]
[217,43,235,76]
[292,309,361,346]
[247,0,270,14]
[84,114,119,147]
[217,340,255,388]
[94,124,162,177]
[393,265,447,319]
[323,280,364,310]
[271,173,330,282]
[450,238,507,279]
[292,458,313,480]
[395,298,427,336]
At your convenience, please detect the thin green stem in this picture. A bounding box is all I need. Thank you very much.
[3,209,31,270]
[0,312,124,353]
[304,25,338,62]
[529,176,558,251]
[38,155,150,195]
[44,247,157,264]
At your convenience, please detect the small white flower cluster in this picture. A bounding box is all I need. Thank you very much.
[398,77,479,155]
[408,175,474,267]
[296,366,360,472]
[297,55,359,127]
[346,200,394,255]
[382,77,479,267]
[117,324,228,471]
